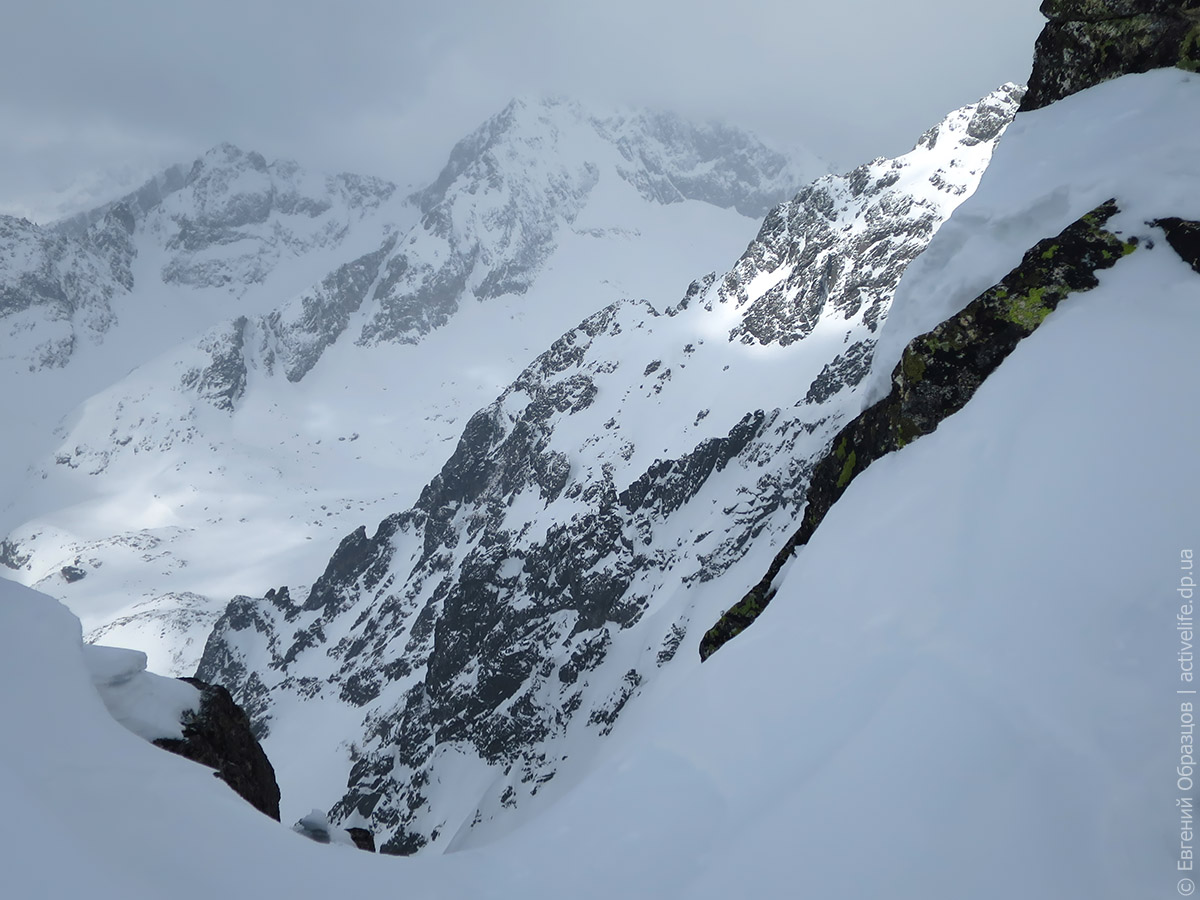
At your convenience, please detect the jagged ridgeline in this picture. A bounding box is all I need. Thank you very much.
[1,145,398,373]
[700,199,1141,658]
[0,96,820,685]
[196,85,1024,854]
[702,0,1200,658]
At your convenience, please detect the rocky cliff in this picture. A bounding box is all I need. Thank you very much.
[194,85,1023,854]
[154,678,282,821]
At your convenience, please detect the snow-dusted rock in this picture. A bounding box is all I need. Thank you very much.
[2,97,822,701]
[194,85,1022,853]
[0,212,126,371]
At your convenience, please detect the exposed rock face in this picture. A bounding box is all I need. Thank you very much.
[194,87,1021,855]
[1153,217,1200,272]
[0,214,125,371]
[180,317,250,412]
[262,237,397,382]
[152,145,396,292]
[359,98,812,348]
[700,199,1140,658]
[154,677,281,821]
[59,565,87,583]
[1021,0,1200,110]
[1,145,395,375]
[346,827,377,852]
[728,84,1026,348]
[0,539,30,570]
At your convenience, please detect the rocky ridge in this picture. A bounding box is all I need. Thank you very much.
[1,98,819,698]
[0,212,128,371]
[0,145,397,378]
[28,98,814,484]
[702,0,1200,661]
[221,98,815,393]
[194,86,1023,854]
[701,198,1142,656]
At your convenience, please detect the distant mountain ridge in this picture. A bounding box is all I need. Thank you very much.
[0,97,821,707]
[192,84,1024,854]
[1,2,1196,894]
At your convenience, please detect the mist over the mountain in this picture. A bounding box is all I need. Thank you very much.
[0,1,1043,222]
[0,1,1196,897]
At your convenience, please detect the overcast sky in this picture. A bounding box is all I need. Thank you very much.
[0,0,1044,222]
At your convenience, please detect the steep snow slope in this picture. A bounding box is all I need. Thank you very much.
[869,67,1200,395]
[2,74,1194,899]
[191,85,1023,847]
[502,217,1197,899]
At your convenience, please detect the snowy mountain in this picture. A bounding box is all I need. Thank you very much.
[3,144,398,376]
[2,47,1197,900]
[0,144,409,558]
[0,212,127,372]
[191,84,1024,852]
[0,98,817,685]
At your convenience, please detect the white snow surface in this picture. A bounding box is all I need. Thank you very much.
[0,199,1194,897]
[82,643,200,741]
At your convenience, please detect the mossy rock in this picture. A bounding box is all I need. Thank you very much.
[1042,1,1192,22]
[699,199,1139,661]
[1023,0,1200,110]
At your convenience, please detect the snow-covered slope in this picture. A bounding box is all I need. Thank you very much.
[2,72,1194,898]
[0,98,817,681]
[191,85,1024,850]
[0,144,408,547]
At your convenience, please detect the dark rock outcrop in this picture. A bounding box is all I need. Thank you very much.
[346,827,377,852]
[59,565,87,583]
[180,317,249,413]
[701,199,1139,659]
[1153,217,1200,272]
[154,677,281,820]
[1021,0,1200,111]
[0,539,29,570]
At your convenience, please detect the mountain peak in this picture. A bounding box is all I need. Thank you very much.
[190,143,270,178]
[414,95,822,221]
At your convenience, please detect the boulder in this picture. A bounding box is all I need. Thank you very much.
[1021,0,1200,110]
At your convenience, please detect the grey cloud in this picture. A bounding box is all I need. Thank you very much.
[0,0,1043,221]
